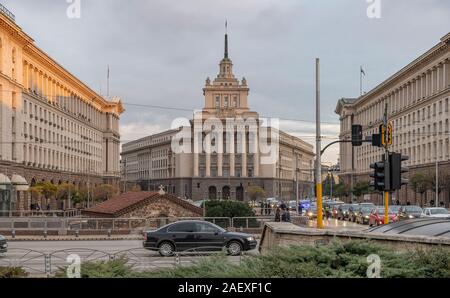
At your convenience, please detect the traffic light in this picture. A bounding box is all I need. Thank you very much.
[371,133,382,147]
[389,153,409,190]
[352,124,363,146]
[370,156,390,191]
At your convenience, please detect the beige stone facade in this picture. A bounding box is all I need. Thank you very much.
[0,8,123,191]
[335,33,450,206]
[122,33,315,201]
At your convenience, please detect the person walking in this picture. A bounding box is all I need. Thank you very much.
[274,208,281,222]
[324,205,331,220]
[280,204,291,222]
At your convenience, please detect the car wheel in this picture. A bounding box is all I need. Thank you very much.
[158,241,175,257]
[227,241,243,256]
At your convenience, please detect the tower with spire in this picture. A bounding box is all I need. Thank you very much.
[201,25,257,119]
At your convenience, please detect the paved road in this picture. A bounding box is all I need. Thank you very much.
[306,218,367,230]
[1,240,259,277]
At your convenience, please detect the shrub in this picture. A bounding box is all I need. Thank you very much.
[54,257,133,278]
[50,241,450,278]
[0,267,29,278]
[205,201,255,218]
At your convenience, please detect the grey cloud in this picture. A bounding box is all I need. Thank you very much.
[3,0,449,164]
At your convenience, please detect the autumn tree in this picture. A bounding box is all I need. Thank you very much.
[247,186,266,202]
[93,184,119,203]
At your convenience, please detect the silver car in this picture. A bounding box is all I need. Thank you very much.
[422,208,450,219]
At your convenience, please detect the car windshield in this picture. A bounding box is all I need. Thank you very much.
[389,206,401,212]
[361,207,373,213]
[339,205,352,211]
[405,206,423,213]
[377,207,395,214]
[430,208,449,215]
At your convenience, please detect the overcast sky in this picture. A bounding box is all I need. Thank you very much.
[2,0,449,164]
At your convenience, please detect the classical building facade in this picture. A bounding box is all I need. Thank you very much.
[122,33,315,201]
[335,32,450,206]
[0,6,124,211]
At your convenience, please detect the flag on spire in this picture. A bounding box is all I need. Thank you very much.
[360,66,366,76]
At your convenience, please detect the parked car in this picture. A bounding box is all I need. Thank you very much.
[369,207,399,226]
[355,206,375,225]
[0,235,7,253]
[336,204,358,220]
[421,207,450,219]
[348,205,361,222]
[398,205,423,220]
[143,220,257,256]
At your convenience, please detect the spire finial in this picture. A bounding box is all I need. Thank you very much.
[224,20,228,59]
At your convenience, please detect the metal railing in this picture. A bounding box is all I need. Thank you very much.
[0,210,81,218]
[0,215,308,236]
[0,3,15,22]
[0,246,249,277]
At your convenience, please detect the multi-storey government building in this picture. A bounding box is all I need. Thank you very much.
[0,5,123,210]
[336,32,450,206]
[122,33,315,201]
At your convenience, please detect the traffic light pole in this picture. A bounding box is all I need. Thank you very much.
[315,58,324,229]
[383,103,390,225]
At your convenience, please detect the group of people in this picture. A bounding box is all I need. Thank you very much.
[259,202,273,215]
[29,203,51,211]
[274,203,291,223]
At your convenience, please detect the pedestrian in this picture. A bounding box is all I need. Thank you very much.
[260,201,264,215]
[274,208,281,222]
[280,204,291,222]
[46,203,51,211]
[299,203,303,215]
[36,203,41,211]
[324,205,330,219]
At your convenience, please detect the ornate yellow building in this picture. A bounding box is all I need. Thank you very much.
[0,6,123,211]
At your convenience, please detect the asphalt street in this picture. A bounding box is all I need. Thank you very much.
[1,240,259,277]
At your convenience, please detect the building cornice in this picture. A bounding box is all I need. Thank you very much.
[349,33,449,108]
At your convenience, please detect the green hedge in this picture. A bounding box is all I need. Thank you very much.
[205,201,255,218]
[0,267,29,278]
[52,241,450,278]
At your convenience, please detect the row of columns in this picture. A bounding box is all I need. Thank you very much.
[194,131,260,178]
[23,61,106,129]
[354,59,449,126]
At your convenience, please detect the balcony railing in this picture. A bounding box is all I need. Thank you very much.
[0,4,15,22]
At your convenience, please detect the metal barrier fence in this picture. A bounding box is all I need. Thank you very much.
[0,210,81,218]
[0,215,308,236]
[0,247,248,277]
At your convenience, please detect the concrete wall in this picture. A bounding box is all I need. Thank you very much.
[259,222,450,255]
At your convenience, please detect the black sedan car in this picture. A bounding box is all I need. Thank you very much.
[0,235,7,253]
[143,220,257,256]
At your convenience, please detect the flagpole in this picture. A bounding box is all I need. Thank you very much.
[107,65,110,98]
[360,66,363,96]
